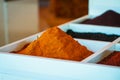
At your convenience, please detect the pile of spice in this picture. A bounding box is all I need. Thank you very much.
[66,29,120,42]
[82,10,120,27]
[15,27,93,61]
[98,51,120,66]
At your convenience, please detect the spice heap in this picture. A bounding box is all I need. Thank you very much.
[82,10,120,27]
[98,51,120,66]
[66,29,120,42]
[17,27,93,61]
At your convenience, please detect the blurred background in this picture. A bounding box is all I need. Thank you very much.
[40,0,88,30]
[0,0,88,46]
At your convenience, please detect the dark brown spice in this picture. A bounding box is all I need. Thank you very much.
[82,10,120,27]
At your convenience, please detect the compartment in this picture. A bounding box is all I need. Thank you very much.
[83,37,120,67]
[59,23,120,42]
[0,26,110,62]
[1,27,120,79]
[81,10,120,27]
[70,0,120,27]
[1,0,120,79]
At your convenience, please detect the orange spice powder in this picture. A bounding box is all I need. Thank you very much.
[17,27,93,61]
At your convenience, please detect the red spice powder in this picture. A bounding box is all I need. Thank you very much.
[98,51,120,66]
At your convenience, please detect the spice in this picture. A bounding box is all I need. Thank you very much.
[98,51,120,66]
[66,29,120,42]
[17,27,93,61]
[82,10,120,27]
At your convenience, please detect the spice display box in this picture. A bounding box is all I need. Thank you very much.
[1,0,120,80]
[0,25,120,80]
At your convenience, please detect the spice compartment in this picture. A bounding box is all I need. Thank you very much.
[82,38,120,68]
[0,25,120,80]
[69,0,120,27]
[59,24,120,66]
[59,23,120,42]
[59,23,120,35]
[0,24,119,62]
[0,28,110,60]
[0,37,120,80]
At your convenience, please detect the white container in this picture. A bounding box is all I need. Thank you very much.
[1,0,120,80]
[0,25,120,80]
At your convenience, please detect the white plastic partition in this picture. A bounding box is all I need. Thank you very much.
[0,52,120,80]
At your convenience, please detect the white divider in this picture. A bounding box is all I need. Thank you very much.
[0,52,120,80]
[67,23,120,35]
[81,37,120,63]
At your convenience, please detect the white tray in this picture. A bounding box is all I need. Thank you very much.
[1,0,120,79]
[0,26,120,80]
